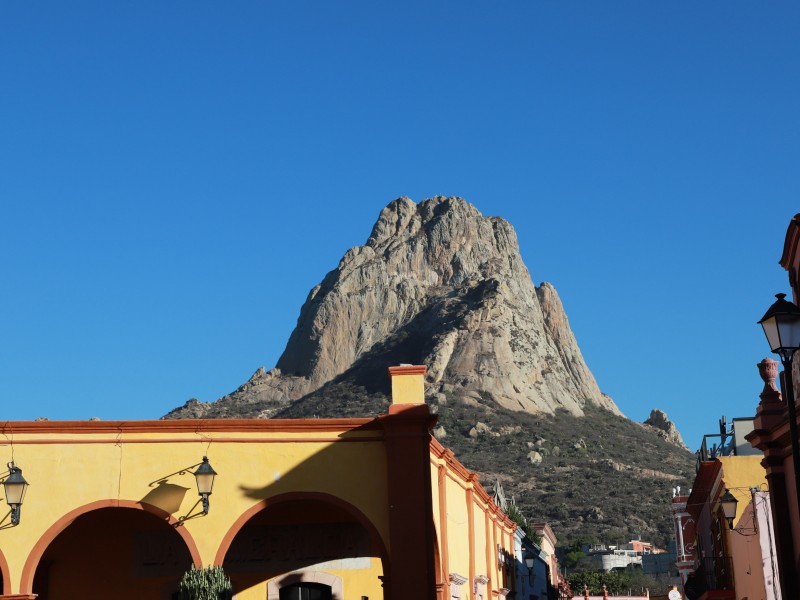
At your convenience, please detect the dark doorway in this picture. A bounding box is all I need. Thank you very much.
[279,582,333,600]
[224,497,381,596]
[32,507,193,600]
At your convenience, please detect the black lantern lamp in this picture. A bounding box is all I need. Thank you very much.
[524,552,535,584]
[719,489,738,529]
[759,293,800,527]
[193,456,217,515]
[758,293,800,361]
[3,462,29,526]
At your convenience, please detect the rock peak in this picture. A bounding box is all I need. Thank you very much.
[166,196,621,420]
[644,409,688,450]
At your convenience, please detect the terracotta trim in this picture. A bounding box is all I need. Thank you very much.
[387,365,428,376]
[430,438,447,456]
[0,418,378,435]
[437,467,470,491]
[0,548,9,595]
[4,436,384,446]
[430,440,474,480]
[485,510,493,592]
[429,441,516,531]
[19,499,202,593]
[438,464,450,597]
[435,582,445,600]
[687,461,723,522]
[214,491,389,569]
[467,487,475,597]
[433,529,443,593]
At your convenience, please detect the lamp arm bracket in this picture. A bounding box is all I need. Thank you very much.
[148,462,204,488]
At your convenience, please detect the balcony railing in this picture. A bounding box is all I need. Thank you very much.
[698,434,734,463]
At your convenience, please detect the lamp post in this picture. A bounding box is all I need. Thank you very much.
[758,292,800,524]
[193,456,217,515]
[3,462,29,526]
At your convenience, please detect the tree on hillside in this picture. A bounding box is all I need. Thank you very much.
[566,567,659,596]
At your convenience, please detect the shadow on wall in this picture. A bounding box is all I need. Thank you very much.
[223,421,392,598]
[140,482,191,516]
[31,506,194,600]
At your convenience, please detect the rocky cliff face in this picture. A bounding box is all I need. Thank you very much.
[166,196,620,419]
[164,196,694,547]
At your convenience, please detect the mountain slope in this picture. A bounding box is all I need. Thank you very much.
[164,196,694,547]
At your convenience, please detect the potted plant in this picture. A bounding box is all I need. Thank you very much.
[178,565,233,600]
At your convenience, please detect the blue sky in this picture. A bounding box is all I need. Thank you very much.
[1,2,798,450]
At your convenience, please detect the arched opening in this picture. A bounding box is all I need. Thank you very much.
[0,547,9,594]
[221,494,386,600]
[30,506,195,600]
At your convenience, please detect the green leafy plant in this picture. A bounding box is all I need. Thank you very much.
[178,565,233,600]
[506,501,527,529]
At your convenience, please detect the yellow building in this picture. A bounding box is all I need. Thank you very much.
[0,365,516,600]
[685,422,780,600]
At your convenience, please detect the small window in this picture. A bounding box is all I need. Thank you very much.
[279,582,333,600]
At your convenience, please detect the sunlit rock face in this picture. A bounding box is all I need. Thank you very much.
[643,409,688,450]
[165,196,621,419]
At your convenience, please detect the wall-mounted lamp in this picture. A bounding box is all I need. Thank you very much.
[524,552,535,584]
[719,489,738,529]
[2,462,29,526]
[719,488,758,536]
[759,293,800,525]
[193,456,217,515]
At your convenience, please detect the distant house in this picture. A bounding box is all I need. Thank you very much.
[642,541,680,590]
[583,539,663,572]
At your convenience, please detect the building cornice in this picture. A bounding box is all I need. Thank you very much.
[429,438,516,531]
[687,460,723,522]
[0,417,379,435]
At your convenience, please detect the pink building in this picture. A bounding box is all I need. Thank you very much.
[747,214,800,599]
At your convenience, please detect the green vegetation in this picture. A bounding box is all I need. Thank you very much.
[178,565,233,600]
[433,398,694,548]
[566,566,668,596]
[506,501,527,528]
[561,535,596,571]
[278,381,695,549]
[505,500,544,543]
